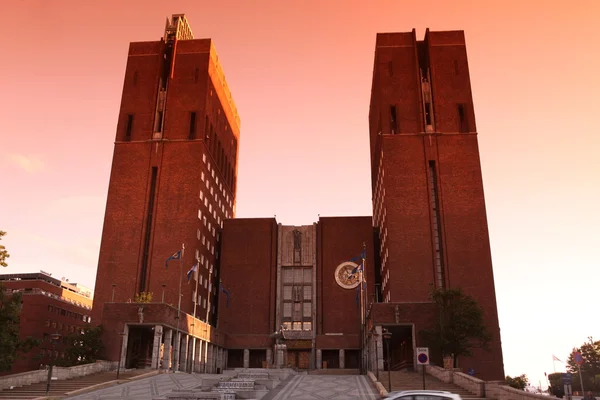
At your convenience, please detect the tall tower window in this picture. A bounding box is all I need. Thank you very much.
[429,161,445,288]
[189,112,197,140]
[282,267,312,331]
[390,105,398,134]
[125,114,134,139]
[457,104,468,133]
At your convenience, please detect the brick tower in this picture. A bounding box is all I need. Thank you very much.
[367,30,504,380]
[91,14,239,371]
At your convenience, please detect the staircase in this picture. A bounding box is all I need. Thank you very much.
[379,370,485,399]
[0,370,147,400]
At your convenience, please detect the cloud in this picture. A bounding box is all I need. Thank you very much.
[5,153,44,173]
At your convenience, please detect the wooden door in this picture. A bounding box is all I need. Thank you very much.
[298,351,310,369]
[287,351,297,368]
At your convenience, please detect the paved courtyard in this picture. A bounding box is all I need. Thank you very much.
[266,374,380,400]
[65,372,380,400]
[65,372,212,400]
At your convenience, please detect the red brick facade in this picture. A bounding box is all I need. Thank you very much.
[0,273,93,374]
[368,30,504,380]
[90,17,504,379]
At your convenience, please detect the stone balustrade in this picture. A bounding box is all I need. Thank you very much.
[0,360,116,391]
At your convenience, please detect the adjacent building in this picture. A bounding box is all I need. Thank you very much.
[90,15,504,381]
[0,272,93,374]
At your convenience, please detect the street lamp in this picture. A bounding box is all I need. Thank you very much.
[382,329,392,393]
[45,333,62,396]
[116,332,127,379]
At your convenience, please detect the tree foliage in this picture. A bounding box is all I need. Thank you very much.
[566,339,600,392]
[134,292,153,303]
[0,231,9,267]
[421,287,492,367]
[548,373,565,398]
[506,374,529,390]
[56,325,104,367]
[0,286,41,371]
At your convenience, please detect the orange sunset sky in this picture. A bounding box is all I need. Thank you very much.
[1,0,599,388]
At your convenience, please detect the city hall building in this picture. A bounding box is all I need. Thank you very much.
[91,14,505,380]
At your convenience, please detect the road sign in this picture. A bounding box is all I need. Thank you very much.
[416,347,430,365]
[562,373,572,385]
[574,352,584,365]
[468,368,476,377]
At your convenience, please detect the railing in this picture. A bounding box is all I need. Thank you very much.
[3,288,92,310]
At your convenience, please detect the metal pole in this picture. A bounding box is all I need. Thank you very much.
[174,244,184,372]
[190,257,200,373]
[423,364,426,390]
[386,335,392,392]
[578,365,585,395]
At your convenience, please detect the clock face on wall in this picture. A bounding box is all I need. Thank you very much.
[334,262,360,289]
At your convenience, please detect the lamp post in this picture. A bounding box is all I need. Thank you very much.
[111,284,117,302]
[382,329,392,393]
[45,333,61,396]
[116,331,127,379]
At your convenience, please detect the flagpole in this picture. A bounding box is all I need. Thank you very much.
[359,243,366,375]
[175,243,184,371]
[190,256,199,373]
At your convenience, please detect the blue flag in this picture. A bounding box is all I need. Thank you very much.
[165,250,182,269]
[219,280,231,308]
[186,263,198,283]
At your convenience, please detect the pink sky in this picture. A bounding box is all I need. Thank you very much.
[1,0,598,387]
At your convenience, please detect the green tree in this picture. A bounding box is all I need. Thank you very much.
[0,231,9,267]
[421,287,492,368]
[506,374,529,390]
[0,286,41,371]
[57,325,104,367]
[134,292,153,303]
[566,339,600,392]
[548,373,565,398]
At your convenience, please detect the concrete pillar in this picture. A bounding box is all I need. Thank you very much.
[119,325,129,369]
[202,340,208,373]
[196,339,203,372]
[162,329,172,371]
[223,349,228,370]
[172,331,181,371]
[187,337,195,373]
[208,344,214,373]
[180,335,188,372]
[243,349,250,368]
[316,349,322,369]
[339,349,345,369]
[151,325,163,369]
[376,326,384,372]
[216,347,222,373]
[266,348,272,367]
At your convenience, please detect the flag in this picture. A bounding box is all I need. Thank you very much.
[552,355,562,362]
[186,264,198,283]
[165,250,182,269]
[219,280,231,308]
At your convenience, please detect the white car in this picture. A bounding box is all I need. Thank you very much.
[385,390,463,400]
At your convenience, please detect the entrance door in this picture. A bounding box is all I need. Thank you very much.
[298,351,310,369]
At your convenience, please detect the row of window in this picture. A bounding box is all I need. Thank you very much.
[47,305,90,322]
[386,103,469,134]
[44,320,85,333]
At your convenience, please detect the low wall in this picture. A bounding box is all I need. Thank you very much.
[453,372,486,397]
[0,360,116,391]
[426,366,557,400]
[485,382,557,400]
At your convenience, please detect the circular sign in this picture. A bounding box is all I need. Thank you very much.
[334,262,360,289]
[418,353,429,364]
[574,352,584,365]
